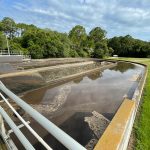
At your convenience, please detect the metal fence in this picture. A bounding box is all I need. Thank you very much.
[0,50,21,56]
[0,81,86,150]
[0,50,31,60]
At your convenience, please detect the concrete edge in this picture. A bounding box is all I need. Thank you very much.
[0,55,23,63]
[94,99,135,150]
[0,61,95,78]
[0,59,115,78]
[94,59,148,150]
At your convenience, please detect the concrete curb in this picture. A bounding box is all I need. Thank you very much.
[94,60,148,150]
[94,99,135,150]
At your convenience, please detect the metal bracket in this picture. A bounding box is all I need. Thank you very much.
[7,121,30,136]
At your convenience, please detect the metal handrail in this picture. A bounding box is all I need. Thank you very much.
[0,50,31,60]
[0,106,35,150]
[0,50,22,56]
[0,93,52,150]
[0,81,86,150]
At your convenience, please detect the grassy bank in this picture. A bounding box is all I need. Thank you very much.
[109,57,150,150]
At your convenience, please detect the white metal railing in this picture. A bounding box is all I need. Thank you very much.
[0,106,35,150]
[0,50,22,56]
[0,93,52,150]
[0,50,10,55]
[0,81,86,150]
[0,50,31,60]
[23,54,31,60]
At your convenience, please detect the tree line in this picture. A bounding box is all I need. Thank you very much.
[108,35,150,58]
[0,17,150,58]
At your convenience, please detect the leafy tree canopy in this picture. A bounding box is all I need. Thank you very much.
[0,17,149,59]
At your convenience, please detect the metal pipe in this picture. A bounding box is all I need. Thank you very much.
[5,35,10,55]
[0,93,52,150]
[0,81,86,150]
[0,106,35,150]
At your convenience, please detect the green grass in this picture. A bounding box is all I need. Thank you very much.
[108,57,150,150]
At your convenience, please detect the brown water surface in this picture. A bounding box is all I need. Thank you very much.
[10,62,145,149]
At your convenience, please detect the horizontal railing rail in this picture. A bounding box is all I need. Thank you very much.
[0,93,52,150]
[0,50,31,60]
[0,50,22,55]
[0,106,35,150]
[0,81,86,150]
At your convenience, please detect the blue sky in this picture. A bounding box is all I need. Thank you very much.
[0,0,150,41]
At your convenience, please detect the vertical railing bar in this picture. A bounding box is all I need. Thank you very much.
[0,93,53,150]
[0,106,35,150]
[0,81,86,150]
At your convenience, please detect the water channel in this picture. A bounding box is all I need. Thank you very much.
[8,62,145,149]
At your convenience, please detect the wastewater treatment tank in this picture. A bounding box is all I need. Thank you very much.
[0,59,145,150]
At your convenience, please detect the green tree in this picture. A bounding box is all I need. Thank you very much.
[1,16,149,59]
[69,25,87,50]
[28,44,43,59]
[89,27,108,58]
[108,35,150,58]
[17,23,38,36]
[89,27,106,43]
[0,32,6,49]
[0,17,17,39]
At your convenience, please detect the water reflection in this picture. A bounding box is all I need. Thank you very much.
[19,62,145,149]
[22,62,145,120]
[74,77,84,84]
[110,62,135,73]
[87,71,101,81]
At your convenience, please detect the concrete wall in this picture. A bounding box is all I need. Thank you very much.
[94,62,147,150]
[94,99,135,150]
[0,55,23,63]
[0,61,116,94]
[39,61,102,82]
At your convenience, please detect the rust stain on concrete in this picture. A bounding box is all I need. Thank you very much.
[94,99,135,150]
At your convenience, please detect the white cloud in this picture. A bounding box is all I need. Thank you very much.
[0,0,150,40]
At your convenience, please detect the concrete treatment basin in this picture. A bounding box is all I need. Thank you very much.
[1,61,145,150]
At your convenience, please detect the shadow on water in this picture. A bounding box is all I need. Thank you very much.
[34,112,95,150]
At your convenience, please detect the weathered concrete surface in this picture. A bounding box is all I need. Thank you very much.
[0,61,98,78]
[0,63,16,74]
[18,58,91,69]
[0,61,115,94]
[94,99,135,150]
[0,58,98,75]
[0,55,23,63]
[127,64,148,150]
[85,111,110,150]
[0,61,145,150]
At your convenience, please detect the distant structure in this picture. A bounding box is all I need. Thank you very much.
[0,51,31,63]
[0,35,30,63]
[113,55,118,58]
